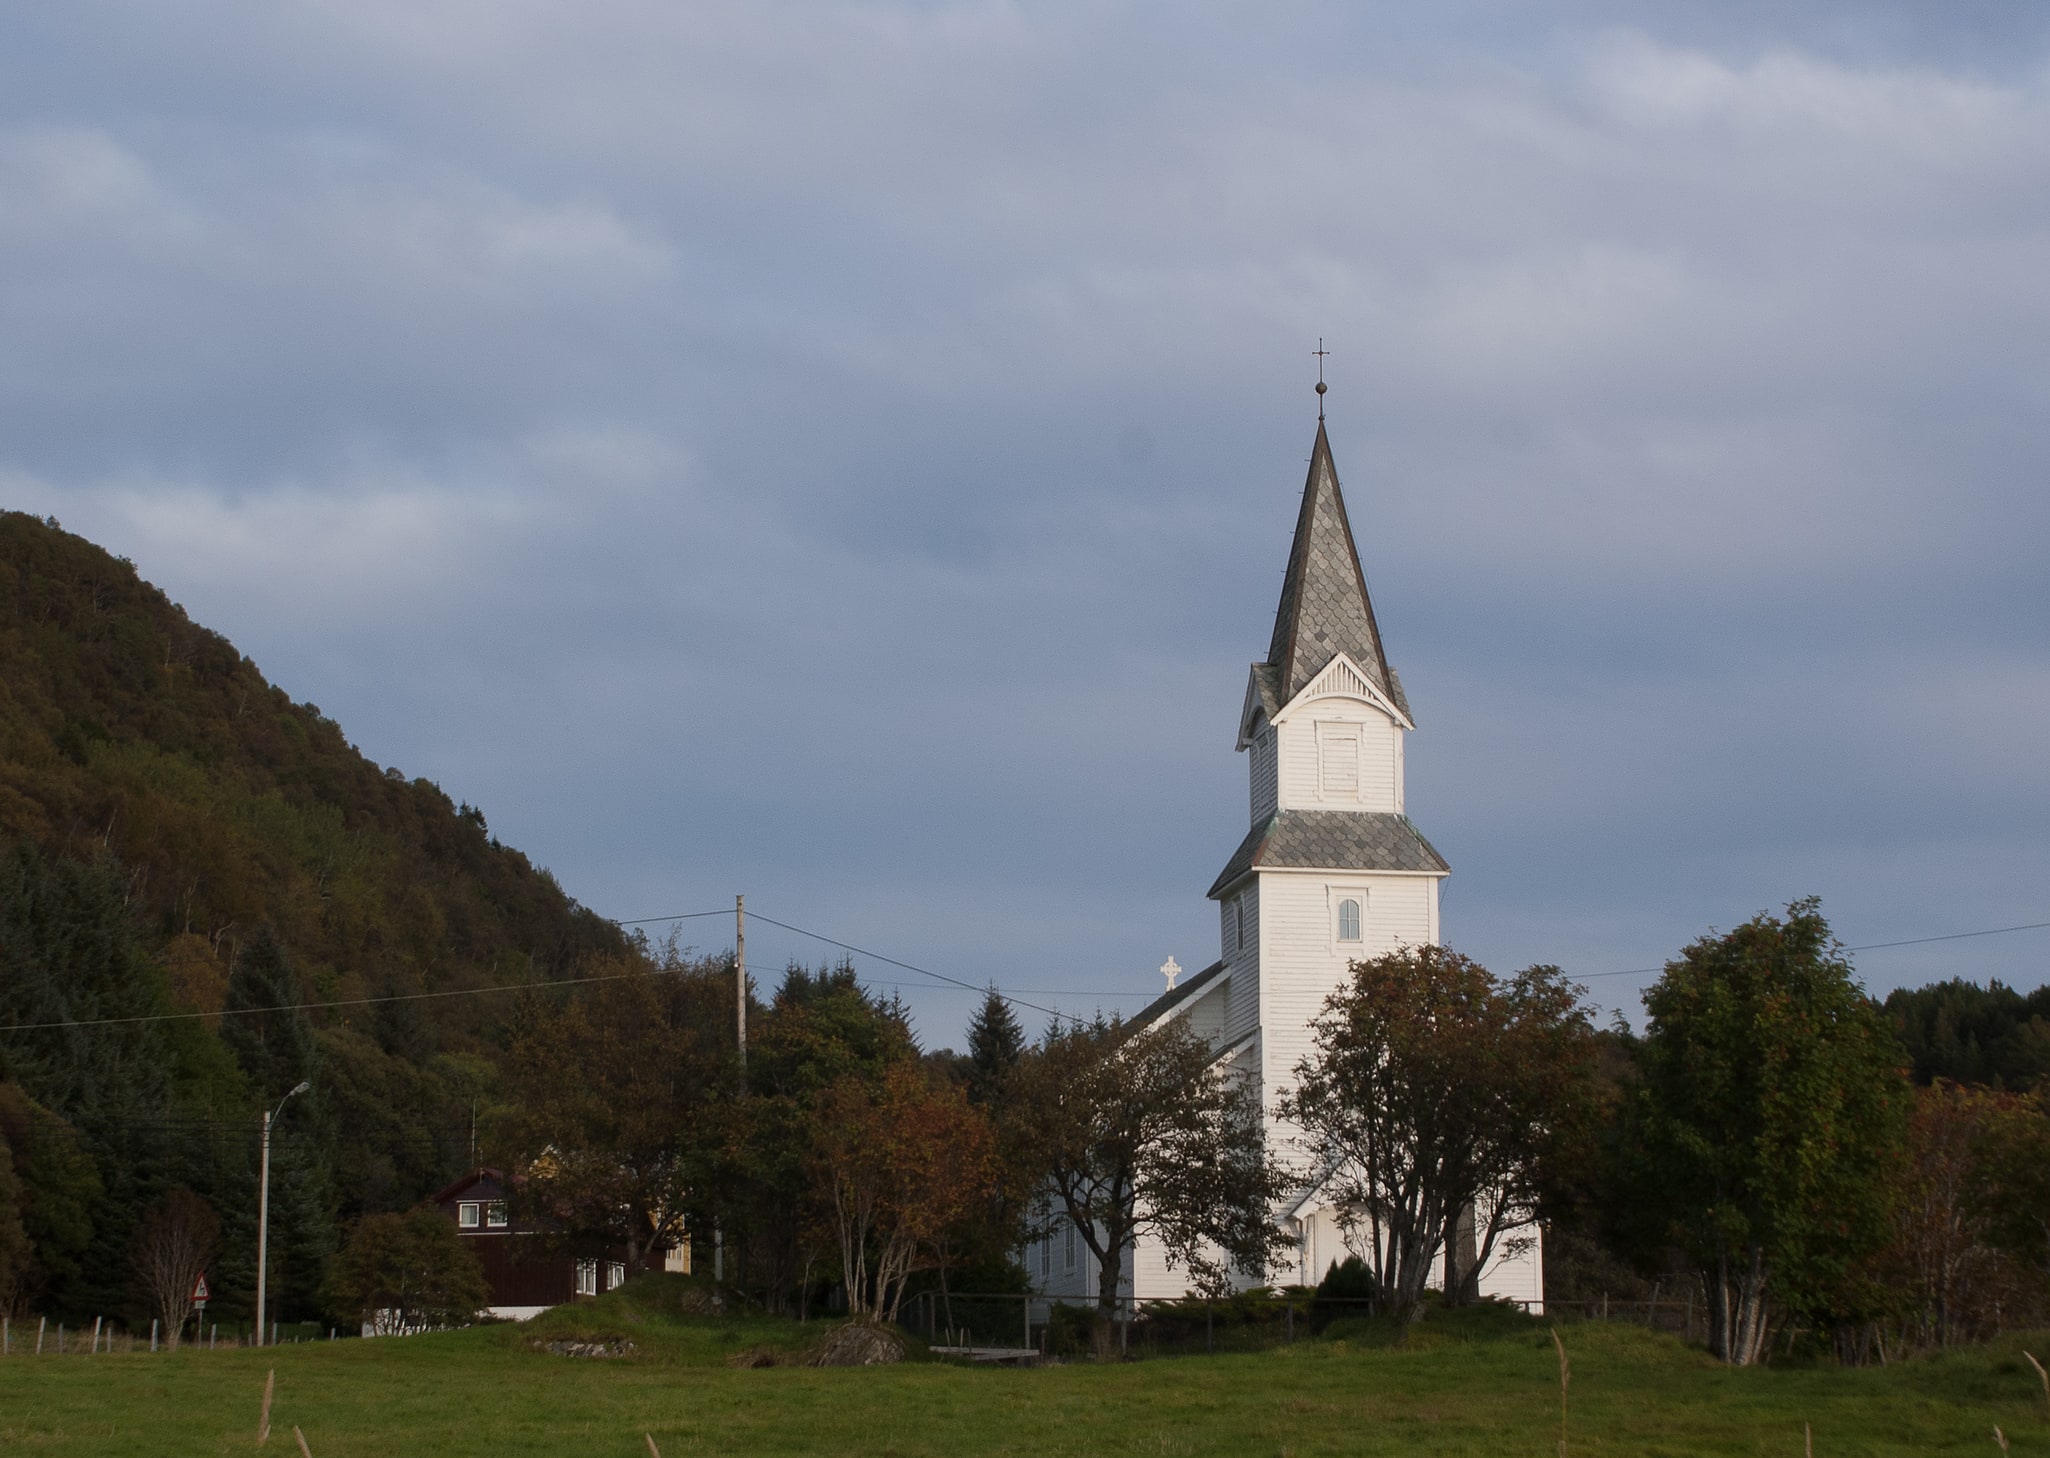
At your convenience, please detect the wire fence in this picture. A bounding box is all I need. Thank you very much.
[0,1316,336,1354]
[906,1291,1513,1361]
[907,1290,1706,1361]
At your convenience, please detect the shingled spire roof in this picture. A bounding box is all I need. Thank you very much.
[1263,418,1399,708]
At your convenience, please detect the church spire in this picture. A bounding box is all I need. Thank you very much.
[1263,407,1398,708]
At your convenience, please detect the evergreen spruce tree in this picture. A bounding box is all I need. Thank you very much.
[220,927,330,1323]
[0,841,176,1316]
[221,926,318,1102]
[965,987,1025,1108]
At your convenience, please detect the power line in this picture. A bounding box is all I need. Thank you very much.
[1575,918,2050,982]
[740,911,1068,1021]
[617,909,731,926]
[0,970,636,1033]
[1844,919,2050,953]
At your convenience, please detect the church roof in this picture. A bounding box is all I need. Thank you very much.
[1263,419,1402,712]
[1131,956,1228,1029]
[1207,810,1449,898]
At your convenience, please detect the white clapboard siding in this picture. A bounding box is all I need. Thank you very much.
[1254,871,1435,1107]
[1477,1227,1546,1311]
[1212,887,1260,1045]
[1250,730,1279,821]
[1274,706,1400,812]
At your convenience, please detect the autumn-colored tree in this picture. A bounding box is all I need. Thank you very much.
[324,1207,489,1333]
[1281,948,1601,1320]
[502,952,737,1275]
[1012,1013,1287,1342]
[811,1062,998,1321]
[1633,899,1909,1365]
[1874,1081,2047,1352]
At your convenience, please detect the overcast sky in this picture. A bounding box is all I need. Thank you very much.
[4,1,2047,1046]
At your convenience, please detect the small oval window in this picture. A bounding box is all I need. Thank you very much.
[1337,898,1361,942]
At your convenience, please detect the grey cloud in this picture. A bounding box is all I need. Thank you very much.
[3,3,2046,1040]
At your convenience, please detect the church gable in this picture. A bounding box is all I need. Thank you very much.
[1276,652,1413,731]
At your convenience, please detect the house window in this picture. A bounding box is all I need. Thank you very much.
[1063,1220,1076,1273]
[574,1259,598,1296]
[457,1202,480,1229]
[485,1202,508,1229]
[607,1261,626,1292]
[1337,898,1361,942]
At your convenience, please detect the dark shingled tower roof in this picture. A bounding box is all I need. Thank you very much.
[1264,419,1400,712]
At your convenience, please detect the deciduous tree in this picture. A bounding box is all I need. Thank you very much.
[1013,1014,1287,1340]
[1632,899,1909,1365]
[811,1062,998,1320]
[1969,1088,2050,1290]
[1874,1081,2046,1352]
[503,952,736,1275]
[323,1206,489,1334]
[129,1187,219,1345]
[1280,948,1601,1320]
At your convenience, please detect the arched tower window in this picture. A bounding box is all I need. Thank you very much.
[1337,898,1361,942]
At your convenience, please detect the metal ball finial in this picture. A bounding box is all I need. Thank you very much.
[1315,380,1327,395]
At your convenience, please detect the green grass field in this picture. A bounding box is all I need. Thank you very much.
[2,1283,2046,1457]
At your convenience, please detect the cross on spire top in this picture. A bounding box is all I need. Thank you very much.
[1313,339,1331,418]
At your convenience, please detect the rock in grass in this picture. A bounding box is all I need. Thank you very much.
[809,1322,907,1367]
[536,1338,638,1358]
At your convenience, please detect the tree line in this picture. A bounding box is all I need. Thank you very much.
[3,836,2046,1366]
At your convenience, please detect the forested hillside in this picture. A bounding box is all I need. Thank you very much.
[0,511,626,1325]
[0,511,622,1003]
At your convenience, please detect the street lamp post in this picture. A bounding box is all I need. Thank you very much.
[255,1080,310,1347]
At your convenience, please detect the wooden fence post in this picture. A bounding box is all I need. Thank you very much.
[36,1317,46,1355]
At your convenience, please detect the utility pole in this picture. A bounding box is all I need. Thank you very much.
[255,1080,310,1347]
[735,894,747,1069]
[716,894,748,1290]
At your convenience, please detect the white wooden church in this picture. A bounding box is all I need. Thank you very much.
[1029,399,1545,1311]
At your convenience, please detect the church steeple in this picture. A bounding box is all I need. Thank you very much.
[1263,416,1401,711]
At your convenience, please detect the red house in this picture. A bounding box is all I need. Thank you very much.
[431,1169,689,1320]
